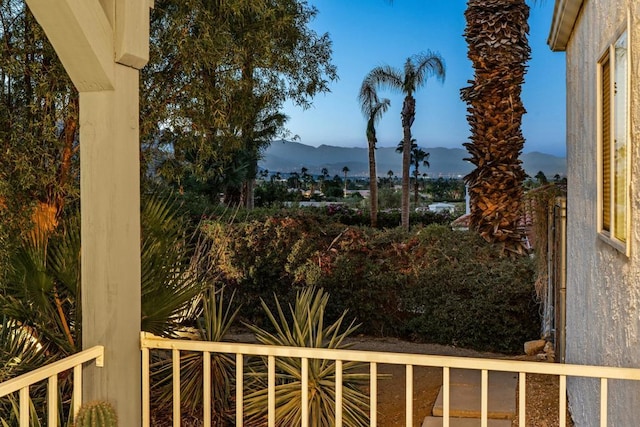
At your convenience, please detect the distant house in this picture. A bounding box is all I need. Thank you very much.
[426,202,455,214]
[549,1,640,425]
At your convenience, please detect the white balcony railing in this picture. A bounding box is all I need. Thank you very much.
[0,346,104,427]
[141,333,640,427]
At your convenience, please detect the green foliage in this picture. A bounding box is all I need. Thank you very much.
[140,195,209,337]
[1,393,43,427]
[425,178,466,202]
[73,401,118,427]
[206,213,539,353]
[0,1,79,226]
[401,226,539,353]
[141,0,337,203]
[0,194,211,423]
[150,286,239,422]
[254,181,294,207]
[0,317,53,426]
[1,214,81,358]
[243,287,370,426]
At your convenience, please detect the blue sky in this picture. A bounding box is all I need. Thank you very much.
[282,0,567,157]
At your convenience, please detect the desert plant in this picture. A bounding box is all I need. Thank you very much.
[243,287,370,427]
[0,194,211,424]
[1,394,43,427]
[73,401,117,427]
[150,286,240,422]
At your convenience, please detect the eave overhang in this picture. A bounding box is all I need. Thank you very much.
[548,0,584,52]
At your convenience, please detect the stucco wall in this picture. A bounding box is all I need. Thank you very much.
[564,0,640,425]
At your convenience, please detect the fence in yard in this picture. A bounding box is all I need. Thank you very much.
[0,346,104,427]
[141,332,640,427]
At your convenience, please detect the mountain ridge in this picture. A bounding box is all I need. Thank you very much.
[259,140,566,178]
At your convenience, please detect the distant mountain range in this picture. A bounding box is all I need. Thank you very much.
[259,140,566,178]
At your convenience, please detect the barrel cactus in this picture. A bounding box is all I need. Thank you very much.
[74,401,118,427]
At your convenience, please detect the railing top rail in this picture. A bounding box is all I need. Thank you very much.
[0,346,104,398]
[141,333,640,381]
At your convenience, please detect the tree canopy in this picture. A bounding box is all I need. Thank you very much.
[141,0,337,206]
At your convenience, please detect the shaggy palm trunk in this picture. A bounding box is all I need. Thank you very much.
[401,96,415,231]
[368,138,378,228]
[461,0,531,254]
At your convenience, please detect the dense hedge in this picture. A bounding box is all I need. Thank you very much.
[204,204,457,229]
[203,215,539,354]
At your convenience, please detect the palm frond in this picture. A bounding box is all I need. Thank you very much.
[140,194,207,336]
[364,65,404,93]
[410,51,446,91]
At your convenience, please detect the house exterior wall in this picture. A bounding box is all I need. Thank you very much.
[563,1,640,425]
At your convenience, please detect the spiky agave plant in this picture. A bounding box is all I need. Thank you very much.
[150,286,239,422]
[243,287,370,427]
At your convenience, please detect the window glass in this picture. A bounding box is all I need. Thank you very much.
[613,32,627,242]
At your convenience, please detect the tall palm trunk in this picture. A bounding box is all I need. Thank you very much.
[401,95,415,231]
[461,0,530,254]
[360,82,389,229]
[414,172,420,205]
[368,139,378,228]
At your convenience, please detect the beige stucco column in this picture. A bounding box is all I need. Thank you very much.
[24,0,150,423]
[79,63,142,422]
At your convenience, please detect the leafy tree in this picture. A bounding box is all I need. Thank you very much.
[427,178,465,202]
[141,0,337,209]
[363,53,445,230]
[535,170,548,185]
[0,1,79,252]
[288,171,301,189]
[359,79,390,227]
[255,180,290,207]
[460,0,531,253]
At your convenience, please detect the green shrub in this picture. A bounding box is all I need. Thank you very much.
[400,226,539,353]
[204,214,540,354]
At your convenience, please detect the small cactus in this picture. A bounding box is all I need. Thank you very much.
[74,401,118,427]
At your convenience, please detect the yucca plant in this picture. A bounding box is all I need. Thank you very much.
[243,287,370,427]
[150,286,240,422]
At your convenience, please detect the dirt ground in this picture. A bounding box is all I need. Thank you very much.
[346,335,574,427]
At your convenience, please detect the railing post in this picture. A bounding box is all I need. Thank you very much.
[236,353,244,426]
[519,372,526,426]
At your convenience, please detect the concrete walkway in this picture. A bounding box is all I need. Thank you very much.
[422,369,517,427]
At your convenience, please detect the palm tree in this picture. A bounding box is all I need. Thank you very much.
[364,52,445,230]
[342,166,350,195]
[359,79,390,228]
[396,140,430,205]
[387,170,395,188]
[460,0,531,253]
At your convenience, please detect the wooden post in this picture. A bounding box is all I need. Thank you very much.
[79,63,142,423]
[24,0,151,423]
